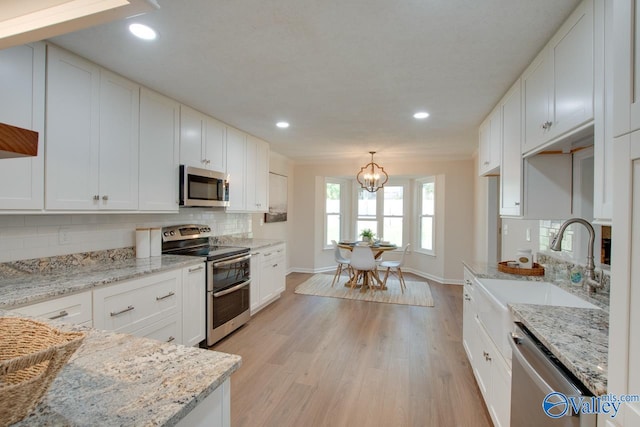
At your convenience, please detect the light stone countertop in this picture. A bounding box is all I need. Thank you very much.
[0,255,204,309]
[224,238,285,250]
[3,312,241,427]
[509,304,608,396]
[463,260,609,396]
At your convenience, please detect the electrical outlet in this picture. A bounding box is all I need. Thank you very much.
[504,224,508,236]
[526,228,531,242]
[59,227,71,245]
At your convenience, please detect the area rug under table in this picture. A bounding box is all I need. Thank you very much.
[294,274,435,307]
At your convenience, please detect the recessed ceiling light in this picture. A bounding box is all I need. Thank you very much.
[413,111,430,119]
[276,121,290,128]
[129,23,156,40]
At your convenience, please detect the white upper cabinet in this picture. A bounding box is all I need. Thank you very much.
[46,45,101,210]
[612,0,640,137]
[499,80,523,217]
[46,45,140,211]
[139,88,180,211]
[0,42,45,210]
[179,105,226,172]
[246,135,269,212]
[225,126,247,211]
[593,0,613,223]
[97,69,140,210]
[478,106,501,176]
[522,0,595,155]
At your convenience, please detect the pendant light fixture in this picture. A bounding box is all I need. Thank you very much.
[356,151,388,192]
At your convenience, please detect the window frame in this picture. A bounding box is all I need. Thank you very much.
[324,178,349,249]
[415,176,436,256]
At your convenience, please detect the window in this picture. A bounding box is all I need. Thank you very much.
[325,179,343,246]
[355,182,407,246]
[417,177,435,254]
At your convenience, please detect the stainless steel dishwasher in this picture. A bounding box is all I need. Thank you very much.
[509,323,597,427]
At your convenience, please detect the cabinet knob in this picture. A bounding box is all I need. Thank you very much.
[483,161,489,165]
[514,202,520,206]
[93,195,100,201]
[167,336,175,343]
[102,195,109,201]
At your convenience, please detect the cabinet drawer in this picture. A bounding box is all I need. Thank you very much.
[134,313,181,345]
[93,270,181,333]
[262,245,285,263]
[12,291,92,325]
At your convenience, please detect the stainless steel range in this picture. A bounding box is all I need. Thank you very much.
[161,224,251,346]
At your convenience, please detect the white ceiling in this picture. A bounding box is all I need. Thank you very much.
[50,0,581,163]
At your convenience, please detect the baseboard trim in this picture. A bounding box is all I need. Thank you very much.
[287,266,463,285]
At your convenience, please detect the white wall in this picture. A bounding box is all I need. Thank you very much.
[290,157,475,284]
[0,210,251,262]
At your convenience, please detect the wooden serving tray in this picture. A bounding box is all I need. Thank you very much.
[497,261,545,276]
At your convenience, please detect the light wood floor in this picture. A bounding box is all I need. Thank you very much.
[212,272,492,427]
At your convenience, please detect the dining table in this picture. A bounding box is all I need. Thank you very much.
[337,241,398,290]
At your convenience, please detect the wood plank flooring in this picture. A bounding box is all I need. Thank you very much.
[212,272,492,427]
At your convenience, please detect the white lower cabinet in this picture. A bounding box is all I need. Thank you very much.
[11,291,92,327]
[250,244,286,315]
[182,263,206,347]
[463,268,511,427]
[136,313,181,345]
[93,269,182,335]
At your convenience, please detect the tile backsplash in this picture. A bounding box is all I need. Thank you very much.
[0,209,252,262]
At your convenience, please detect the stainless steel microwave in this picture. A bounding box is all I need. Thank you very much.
[179,165,229,207]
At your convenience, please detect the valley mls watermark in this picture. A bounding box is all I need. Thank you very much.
[543,392,640,419]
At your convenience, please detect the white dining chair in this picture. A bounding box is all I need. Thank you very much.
[331,240,353,287]
[349,245,384,291]
[380,244,410,293]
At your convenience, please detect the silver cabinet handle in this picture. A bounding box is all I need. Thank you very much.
[102,195,109,201]
[156,291,175,301]
[49,310,69,320]
[464,295,471,301]
[483,161,489,165]
[93,195,99,200]
[166,336,175,343]
[464,279,472,286]
[110,305,135,316]
[263,252,272,257]
[188,265,204,273]
[515,202,520,206]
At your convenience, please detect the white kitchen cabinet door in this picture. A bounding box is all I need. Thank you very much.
[499,80,523,216]
[245,135,270,212]
[180,106,226,172]
[593,0,613,223]
[249,250,262,314]
[205,116,227,173]
[139,88,180,211]
[547,0,594,139]
[136,313,181,345]
[98,69,139,210]
[260,244,285,306]
[180,105,206,168]
[612,0,640,137]
[478,107,500,176]
[182,263,206,347]
[521,49,551,154]
[608,132,640,426]
[225,126,247,211]
[0,42,45,210]
[45,45,101,210]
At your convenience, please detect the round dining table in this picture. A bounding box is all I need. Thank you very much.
[337,242,398,290]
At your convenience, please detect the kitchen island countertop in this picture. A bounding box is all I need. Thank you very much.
[2,310,241,427]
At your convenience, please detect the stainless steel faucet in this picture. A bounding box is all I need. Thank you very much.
[550,217,602,293]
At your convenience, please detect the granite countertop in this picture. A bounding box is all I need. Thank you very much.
[3,312,242,426]
[0,255,203,309]
[225,238,285,250]
[510,304,608,396]
[463,260,546,282]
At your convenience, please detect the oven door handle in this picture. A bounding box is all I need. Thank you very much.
[213,254,251,268]
[212,280,251,298]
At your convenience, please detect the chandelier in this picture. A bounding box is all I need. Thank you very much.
[356,151,389,192]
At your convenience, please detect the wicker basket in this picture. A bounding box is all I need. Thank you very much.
[497,261,545,276]
[0,317,85,426]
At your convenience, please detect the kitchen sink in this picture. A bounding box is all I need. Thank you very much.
[472,277,600,367]
[478,278,600,310]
